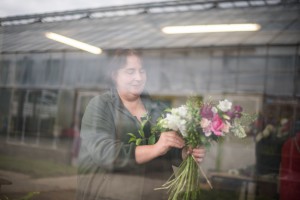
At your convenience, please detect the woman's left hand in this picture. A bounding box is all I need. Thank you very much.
[191,147,206,164]
[182,146,206,164]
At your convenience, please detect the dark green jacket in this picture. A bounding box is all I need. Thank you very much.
[77,89,182,200]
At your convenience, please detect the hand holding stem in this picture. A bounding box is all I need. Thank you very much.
[182,146,206,164]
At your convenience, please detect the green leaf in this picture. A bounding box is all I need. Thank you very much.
[148,135,156,145]
[128,138,136,144]
[127,133,136,138]
[165,108,171,112]
[138,130,145,138]
[141,119,147,127]
[136,138,142,146]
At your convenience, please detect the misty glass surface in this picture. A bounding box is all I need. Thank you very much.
[0,4,299,200]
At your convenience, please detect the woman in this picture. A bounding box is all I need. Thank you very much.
[77,49,205,200]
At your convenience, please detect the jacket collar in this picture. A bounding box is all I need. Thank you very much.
[109,87,155,114]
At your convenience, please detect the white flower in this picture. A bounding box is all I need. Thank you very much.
[232,123,247,138]
[211,107,218,114]
[178,120,187,137]
[160,112,188,137]
[204,130,212,137]
[161,114,177,131]
[171,105,188,118]
[163,114,184,130]
[217,99,232,112]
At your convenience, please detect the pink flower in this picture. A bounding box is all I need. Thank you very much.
[222,121,231,133]
[200,118,211,129]
[211,114,224,136]
[201,118,213,137]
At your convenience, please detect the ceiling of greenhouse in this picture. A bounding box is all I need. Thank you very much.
[0,1,299,53]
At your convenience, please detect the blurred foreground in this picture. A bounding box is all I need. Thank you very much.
[0,170,76,200]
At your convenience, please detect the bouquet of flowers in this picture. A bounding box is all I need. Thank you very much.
[128,97,254,200]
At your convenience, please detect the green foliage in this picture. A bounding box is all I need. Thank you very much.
[148,134,156,145]
[151,116,167,136]
[127,115,156,145]
[185,96,205,148]
[232,112,257,138]
[186,95,203,108]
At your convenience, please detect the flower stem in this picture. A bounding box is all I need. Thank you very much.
[192,155,213,189]
[156,155,212,200]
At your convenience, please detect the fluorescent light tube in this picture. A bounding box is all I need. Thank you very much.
[162,23,261,34]
[45,32,102,54]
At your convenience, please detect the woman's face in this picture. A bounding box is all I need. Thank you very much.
[113,54,146,98]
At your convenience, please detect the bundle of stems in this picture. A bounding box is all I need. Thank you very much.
[156,155,205,200]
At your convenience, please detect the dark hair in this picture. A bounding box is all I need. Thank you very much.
[105,49,142,87]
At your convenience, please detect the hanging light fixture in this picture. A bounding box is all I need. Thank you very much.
[162,23,261,34]
[45,32,102,54]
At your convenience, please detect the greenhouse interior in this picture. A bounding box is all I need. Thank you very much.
[0,0,299,200]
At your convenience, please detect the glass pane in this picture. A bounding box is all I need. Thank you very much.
[0,7,299,200]
[0,60,10,86]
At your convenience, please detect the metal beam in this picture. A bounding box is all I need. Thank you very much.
[0,0,299,26]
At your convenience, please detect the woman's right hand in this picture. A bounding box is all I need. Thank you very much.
[154,131,185,156]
